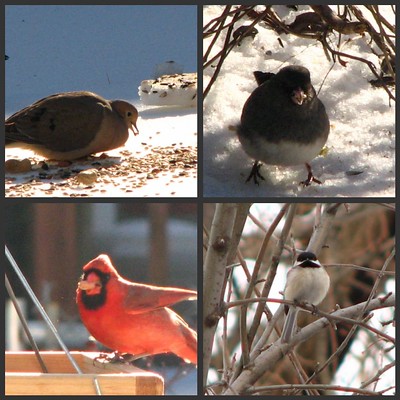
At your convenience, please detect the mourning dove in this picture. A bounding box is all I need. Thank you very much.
[5,91,139,160]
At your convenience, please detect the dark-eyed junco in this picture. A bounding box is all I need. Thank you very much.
[237,65,330,185]
[281,251,330,343]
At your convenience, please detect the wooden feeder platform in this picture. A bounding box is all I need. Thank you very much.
[5,351,164,395]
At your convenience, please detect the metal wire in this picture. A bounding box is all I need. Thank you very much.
[5,272,48,372]
[5,245,102,395]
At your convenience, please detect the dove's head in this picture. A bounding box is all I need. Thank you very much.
[112,100,139,136]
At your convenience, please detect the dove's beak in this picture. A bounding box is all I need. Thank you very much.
[131,122,139,136]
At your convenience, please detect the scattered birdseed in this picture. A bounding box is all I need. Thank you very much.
[5,145,197,197]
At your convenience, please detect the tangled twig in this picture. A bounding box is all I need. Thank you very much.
[203,5,395,101]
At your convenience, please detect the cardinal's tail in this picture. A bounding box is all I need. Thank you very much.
[173,323,197,365]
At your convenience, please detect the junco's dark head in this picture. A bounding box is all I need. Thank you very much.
[275,66,314,105]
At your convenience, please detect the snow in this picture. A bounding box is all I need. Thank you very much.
[139,73,197,107]
[5,5,197,198]
[203,5,395,197]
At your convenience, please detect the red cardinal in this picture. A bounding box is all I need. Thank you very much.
[76,254,197,364]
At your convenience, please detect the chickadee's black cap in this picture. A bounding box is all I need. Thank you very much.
[296,252,322,268]
[297,251,317,262]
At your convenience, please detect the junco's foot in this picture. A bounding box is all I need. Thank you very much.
[237,65,330,186]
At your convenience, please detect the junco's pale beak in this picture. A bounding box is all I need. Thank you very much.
[291,87,308,105]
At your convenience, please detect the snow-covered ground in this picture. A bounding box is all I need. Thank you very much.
[5,105,197,198]
[5,6,197,198]
[203,5,395,197]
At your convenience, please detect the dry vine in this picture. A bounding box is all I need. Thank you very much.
[203,5,395,101]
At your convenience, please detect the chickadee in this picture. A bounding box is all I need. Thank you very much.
[281,251,330,343]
